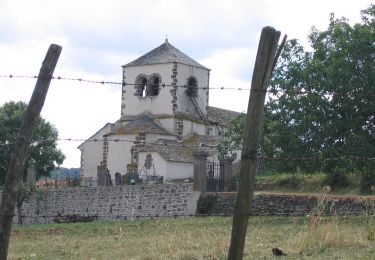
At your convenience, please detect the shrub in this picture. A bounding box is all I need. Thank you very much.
[360,172,375,194]
[323,167,349,189]
[197,193,217,214]
[276,175,300,189]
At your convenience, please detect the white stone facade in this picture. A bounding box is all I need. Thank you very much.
[79,40,239,183]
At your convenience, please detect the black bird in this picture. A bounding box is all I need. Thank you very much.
[272,248,287,256]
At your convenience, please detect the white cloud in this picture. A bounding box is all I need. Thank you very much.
[260,0,374,48]
[199,48,255,112]
[0,0,373,167]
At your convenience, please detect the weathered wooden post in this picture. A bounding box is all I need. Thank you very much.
[0,44,62,259]
[227,27,286,259]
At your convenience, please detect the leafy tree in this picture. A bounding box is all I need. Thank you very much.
[218,113,246,159]
[16,184,42,225]
[0,101,65,184]
[220,5,375,185]
[267,5,375,172]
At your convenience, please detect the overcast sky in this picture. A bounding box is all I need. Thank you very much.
[0,0,373,168]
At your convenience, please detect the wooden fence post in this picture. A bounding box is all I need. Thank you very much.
[227,27,286,259]
[0,44,62,259]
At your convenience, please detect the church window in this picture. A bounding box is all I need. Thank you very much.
[139,77,147,97]
[150,76,160,96]
[136,75,147,97]
[186,76,198,97]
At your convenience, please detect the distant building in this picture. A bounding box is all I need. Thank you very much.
[78,40,239,184]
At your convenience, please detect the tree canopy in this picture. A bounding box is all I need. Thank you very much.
[0,101,65,184]
[266,5,375,172]
[219,5,375,175]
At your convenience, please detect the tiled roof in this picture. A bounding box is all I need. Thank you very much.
[207,106,242,128]
[139,134,220,163]
[124,39,209,70]
[106,114,172,136]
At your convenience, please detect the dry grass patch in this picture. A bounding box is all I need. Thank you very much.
[7,216,375,259]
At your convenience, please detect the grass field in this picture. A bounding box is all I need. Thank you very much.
[8,216,375,259]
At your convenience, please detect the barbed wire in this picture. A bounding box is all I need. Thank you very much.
[0,74,251,91]
[257,155,375,162]
[1,74,375,96]
[0,137,219,149]
[1,137,374,162]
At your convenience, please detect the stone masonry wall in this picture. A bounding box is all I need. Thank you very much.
[207,192,373,216]
[6,187,374,225]
[4,184,200,225]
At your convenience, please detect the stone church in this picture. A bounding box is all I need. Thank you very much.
[79,39,239,184]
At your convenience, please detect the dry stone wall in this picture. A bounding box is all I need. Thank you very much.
[207,192,373,216]
[6,183,199,225]
[5,186,374,225]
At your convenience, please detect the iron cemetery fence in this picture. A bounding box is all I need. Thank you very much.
[206,161,224,192]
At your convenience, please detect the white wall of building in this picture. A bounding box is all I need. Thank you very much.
[156,117,175,133]
[176,63,210,116]
[79,124,112,180]
[138,152,167,179]
[138,151,193,182]
[145,133,176,143]
[122,63,174,116]
[106,133,137,176]
[106,133,177,178]
[182,119,207,137]
[165,161,193,181]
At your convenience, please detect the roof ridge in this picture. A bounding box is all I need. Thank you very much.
[123,41,209,70]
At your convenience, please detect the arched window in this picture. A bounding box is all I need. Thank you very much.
[186,76,198,97]
[140,78,147,97]
[149,75,160,96]
[136,75,148,97]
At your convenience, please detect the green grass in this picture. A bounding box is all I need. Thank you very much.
[8,216,375,259]
[256,172,364,195]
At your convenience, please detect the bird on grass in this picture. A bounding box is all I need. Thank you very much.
[272,248,287,256]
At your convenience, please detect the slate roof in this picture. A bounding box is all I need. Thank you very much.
[207,106,242,128]
[139,134,219,163]
[77,123,112,149]
[106,114,172,136]
[124,39,209,70]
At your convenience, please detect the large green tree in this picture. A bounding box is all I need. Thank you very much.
[0,101,65,184]
[267,6,375,169]
[219,5,375,176]
[266,5,375,173]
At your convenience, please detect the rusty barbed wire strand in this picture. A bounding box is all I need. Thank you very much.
[2,74,375,96]
[0,74,249,91]
[0,138,374,162]
[0,137,219,149]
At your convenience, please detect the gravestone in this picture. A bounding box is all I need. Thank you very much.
[115,172,122,185]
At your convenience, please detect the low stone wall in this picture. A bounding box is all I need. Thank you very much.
[6,187,374,225]
[7,184,200,225]
[206,192,373,216]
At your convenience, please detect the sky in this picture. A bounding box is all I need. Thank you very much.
[0,0,373,168]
